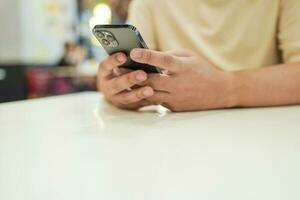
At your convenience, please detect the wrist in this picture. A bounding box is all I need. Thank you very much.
[223,71,239,108]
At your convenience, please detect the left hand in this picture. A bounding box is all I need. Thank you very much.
[130,49,236,112]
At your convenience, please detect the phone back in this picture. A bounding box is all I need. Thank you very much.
[93,25,160,73]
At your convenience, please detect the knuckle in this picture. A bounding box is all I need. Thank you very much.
[144,51,152,63]
[135,89,144,100]
[123,90,143,105]
[127,73,136,84]
[163,54,175,66]
[125,93,138,104]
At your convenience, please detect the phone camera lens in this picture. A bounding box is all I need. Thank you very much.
[102,39,110,46]
[96,31,104,38]
[111,40,119,47]
[106,35,114,42]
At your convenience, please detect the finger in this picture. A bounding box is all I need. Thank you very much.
[112,67,132,77]
[130,49,180,72]
[146,91,170,105]
[142,74,170,91]
[99,53,127,78]
[118,68,133,75]
[117,100,151,110]
[108,70,147,95]
[114,86,154,105]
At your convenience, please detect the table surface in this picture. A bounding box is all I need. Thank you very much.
[0,92,300,200]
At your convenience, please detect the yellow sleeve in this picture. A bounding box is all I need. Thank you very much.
[127,0,157,50]
[278,0,300,63]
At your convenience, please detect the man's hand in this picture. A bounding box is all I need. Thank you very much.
[131,49,236,112]
[97,53,154,110]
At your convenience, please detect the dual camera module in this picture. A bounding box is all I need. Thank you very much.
[95,30,119,47]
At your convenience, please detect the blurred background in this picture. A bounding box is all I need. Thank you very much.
[0,0,131,103]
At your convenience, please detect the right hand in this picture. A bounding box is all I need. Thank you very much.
[97,52,154,110]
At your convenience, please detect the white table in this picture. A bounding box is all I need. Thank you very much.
[0,92,300,200]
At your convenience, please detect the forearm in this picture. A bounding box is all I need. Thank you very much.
[231,62,300,107]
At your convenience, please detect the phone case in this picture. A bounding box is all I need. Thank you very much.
[93,24,161,73]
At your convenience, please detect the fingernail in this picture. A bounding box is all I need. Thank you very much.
[136,73,146,81]
[143,88,153,97]
[117,54,126,62]
[132,49,142,59]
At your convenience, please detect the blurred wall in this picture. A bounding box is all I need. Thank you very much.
[19,0,79,65]
[0,0,22,63]
[0,0,78,65]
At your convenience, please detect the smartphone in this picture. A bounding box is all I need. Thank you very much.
[92,24,161,73]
